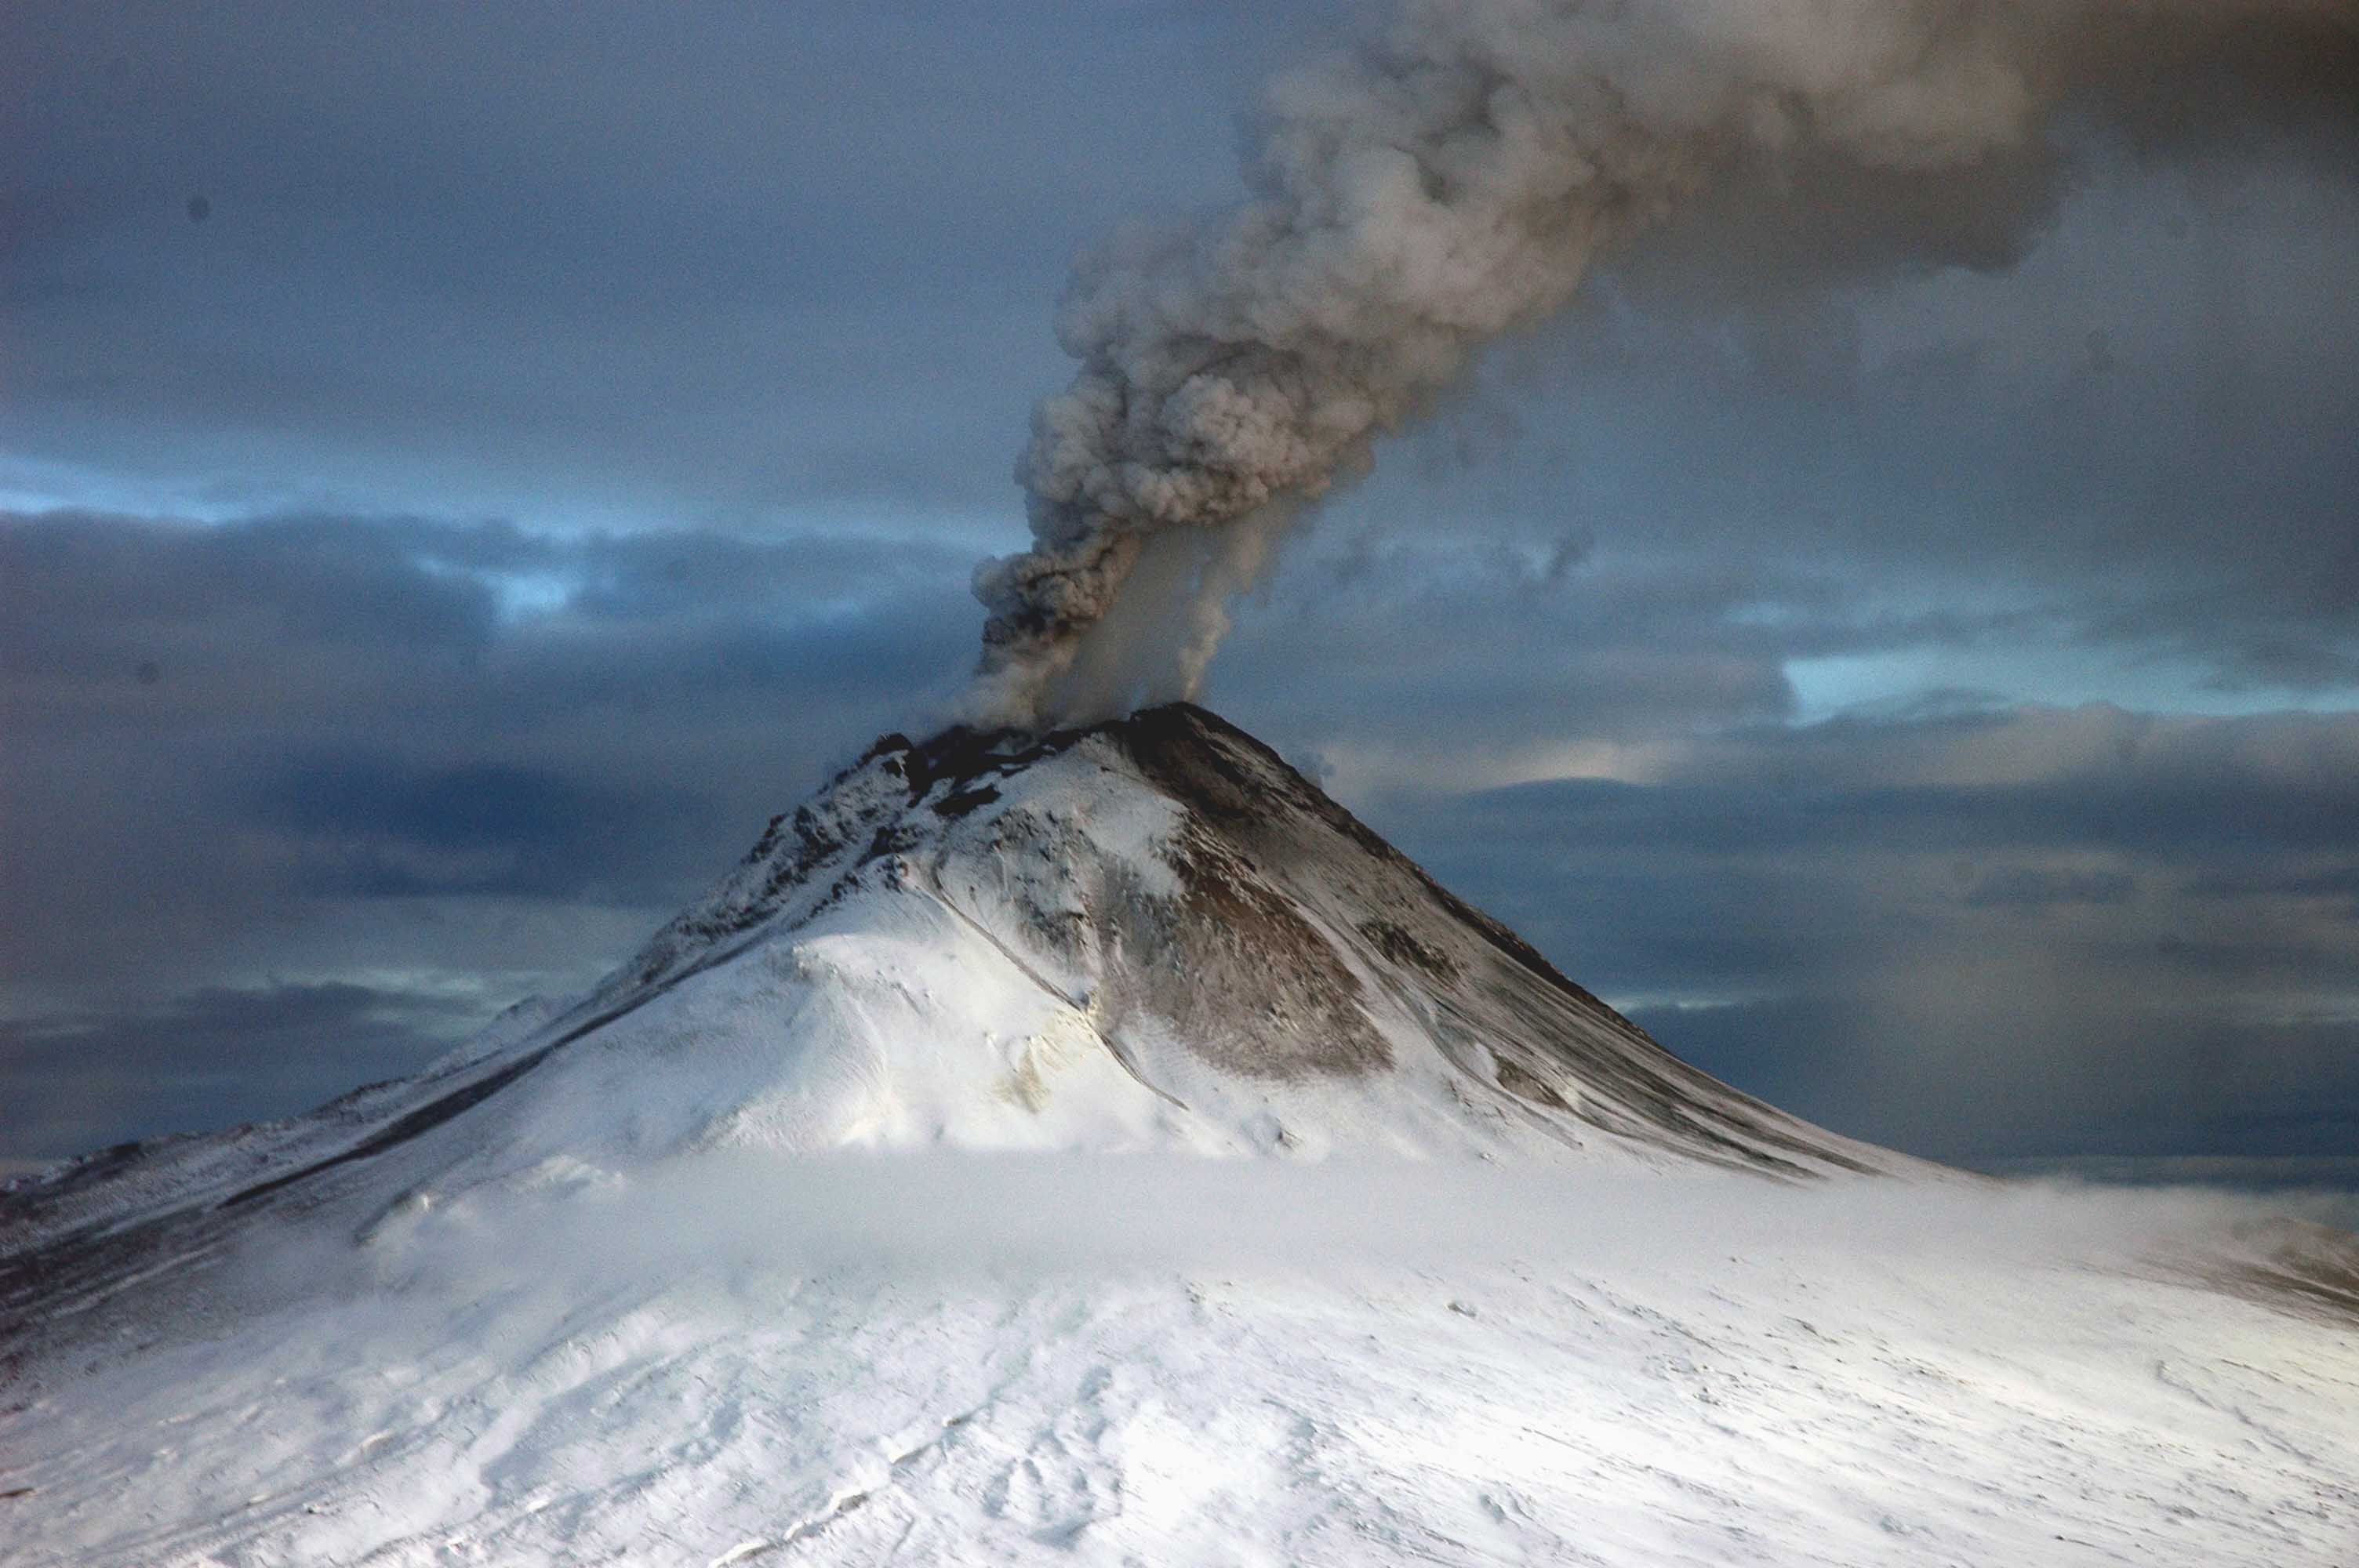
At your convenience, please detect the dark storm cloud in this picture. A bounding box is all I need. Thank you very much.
[1958,866,2138,909]
[1625,996,2359,1167]
[1204,531,2156,789]
[0,982,473,1163]
[2180,863,2359,912]
[247,753,699,900]
[1319,702,2359,1163]
[1231,557,1809,750]
[0,508,970,729]
[1458,763,2359,858]
[2,511,500,684]
[0,507,978,1001]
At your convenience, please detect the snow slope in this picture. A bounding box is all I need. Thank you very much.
[3,704,2354,1565]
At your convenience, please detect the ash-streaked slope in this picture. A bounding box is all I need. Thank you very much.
[5,706,2356,1566]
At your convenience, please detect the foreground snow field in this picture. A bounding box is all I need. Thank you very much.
[5,1161,2357,1566]
[5,706,2354,1563]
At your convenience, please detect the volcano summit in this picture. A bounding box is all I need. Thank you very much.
[3,706,2355,1566]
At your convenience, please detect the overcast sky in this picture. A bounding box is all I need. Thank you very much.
[4,0,2355,1173]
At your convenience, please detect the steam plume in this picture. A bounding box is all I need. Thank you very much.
[969,0,2357,729]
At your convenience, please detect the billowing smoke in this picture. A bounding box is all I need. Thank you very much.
[969,0,2357,729]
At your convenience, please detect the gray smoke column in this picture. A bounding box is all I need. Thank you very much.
[968,0,2356,729]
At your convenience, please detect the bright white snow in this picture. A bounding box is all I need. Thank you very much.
[3,1160,2355,1566]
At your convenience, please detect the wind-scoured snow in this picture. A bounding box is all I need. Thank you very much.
[3,704,2354,1565]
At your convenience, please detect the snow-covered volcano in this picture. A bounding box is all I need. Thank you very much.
[4,703,1889,1277]
[5,705,2355,1567]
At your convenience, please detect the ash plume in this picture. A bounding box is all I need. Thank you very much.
[966,0,2357,729]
